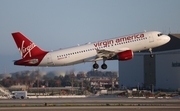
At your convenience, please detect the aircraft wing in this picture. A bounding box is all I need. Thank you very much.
[96,49,116,58]
[96,47,131,59]
[84,47,131,62]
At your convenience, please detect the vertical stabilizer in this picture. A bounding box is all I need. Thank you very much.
[12,32,47,59]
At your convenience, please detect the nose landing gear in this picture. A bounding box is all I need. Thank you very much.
[149,48,154,58]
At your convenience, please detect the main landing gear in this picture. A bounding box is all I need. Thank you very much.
[93,62,107,70]
[149,48,154,58]
[101,63,107,69]
[101,57,107,69]
[93,57,108,70]
[93,61,99,69]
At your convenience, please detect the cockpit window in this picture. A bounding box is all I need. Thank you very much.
[158,33,163,36]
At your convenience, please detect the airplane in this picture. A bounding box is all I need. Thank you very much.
[11,31,170,70]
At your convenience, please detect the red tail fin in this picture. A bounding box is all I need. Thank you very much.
[12,32,47,59]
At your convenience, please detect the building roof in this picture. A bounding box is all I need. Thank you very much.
[170,34,180,39]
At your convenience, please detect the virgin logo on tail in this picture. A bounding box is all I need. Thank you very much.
[19,40,36,58]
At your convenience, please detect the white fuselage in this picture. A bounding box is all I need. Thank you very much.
[39,31,170,66]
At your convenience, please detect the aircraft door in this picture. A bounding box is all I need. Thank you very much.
[148,33,154,43]
[46,53,54,65]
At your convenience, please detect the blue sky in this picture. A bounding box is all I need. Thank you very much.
[0,0,180,74]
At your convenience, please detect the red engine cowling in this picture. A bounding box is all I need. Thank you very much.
[117,50,133,61]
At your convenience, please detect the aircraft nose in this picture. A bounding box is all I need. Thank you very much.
[163,35,171,43]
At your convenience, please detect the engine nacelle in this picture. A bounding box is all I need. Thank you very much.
[117,50,133,61]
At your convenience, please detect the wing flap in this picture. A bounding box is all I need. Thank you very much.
[97,47,131,59]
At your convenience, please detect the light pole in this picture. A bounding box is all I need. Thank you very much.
[152,84,154,95]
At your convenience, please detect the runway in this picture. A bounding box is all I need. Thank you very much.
[0,106,180,111]
[0,97,180,111]
[0,97,180,105]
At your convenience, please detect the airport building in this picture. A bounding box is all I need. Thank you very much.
[119,34,180,91]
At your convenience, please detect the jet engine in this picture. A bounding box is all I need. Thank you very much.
[117,50,133,61]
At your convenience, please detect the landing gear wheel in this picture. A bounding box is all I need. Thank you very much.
[93,63,99,69]
[101,63,107,69]
[150,54,154,58]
